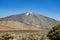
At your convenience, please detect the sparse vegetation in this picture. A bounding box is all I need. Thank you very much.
[16,32,48,40]
[0,32,48,40]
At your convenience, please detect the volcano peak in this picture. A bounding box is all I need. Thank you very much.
[25,12,33,16]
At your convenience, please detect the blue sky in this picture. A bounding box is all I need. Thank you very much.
[0,0,60,21]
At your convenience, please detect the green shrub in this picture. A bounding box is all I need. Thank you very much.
[0,32,16,40]
[47,24,60,40]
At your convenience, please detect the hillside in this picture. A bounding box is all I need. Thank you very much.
[0,12,59,31]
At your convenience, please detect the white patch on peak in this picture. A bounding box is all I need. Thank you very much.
[26,12,33,16]
[26,12,30,16]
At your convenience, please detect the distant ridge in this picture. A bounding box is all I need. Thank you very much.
[0,12,59,31]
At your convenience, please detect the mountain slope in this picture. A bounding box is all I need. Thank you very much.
[0,12,59,30]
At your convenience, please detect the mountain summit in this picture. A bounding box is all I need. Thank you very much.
[0,12,59,30]
[25,12,33,16]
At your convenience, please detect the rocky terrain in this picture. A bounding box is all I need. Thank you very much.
[0,12,59,31]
